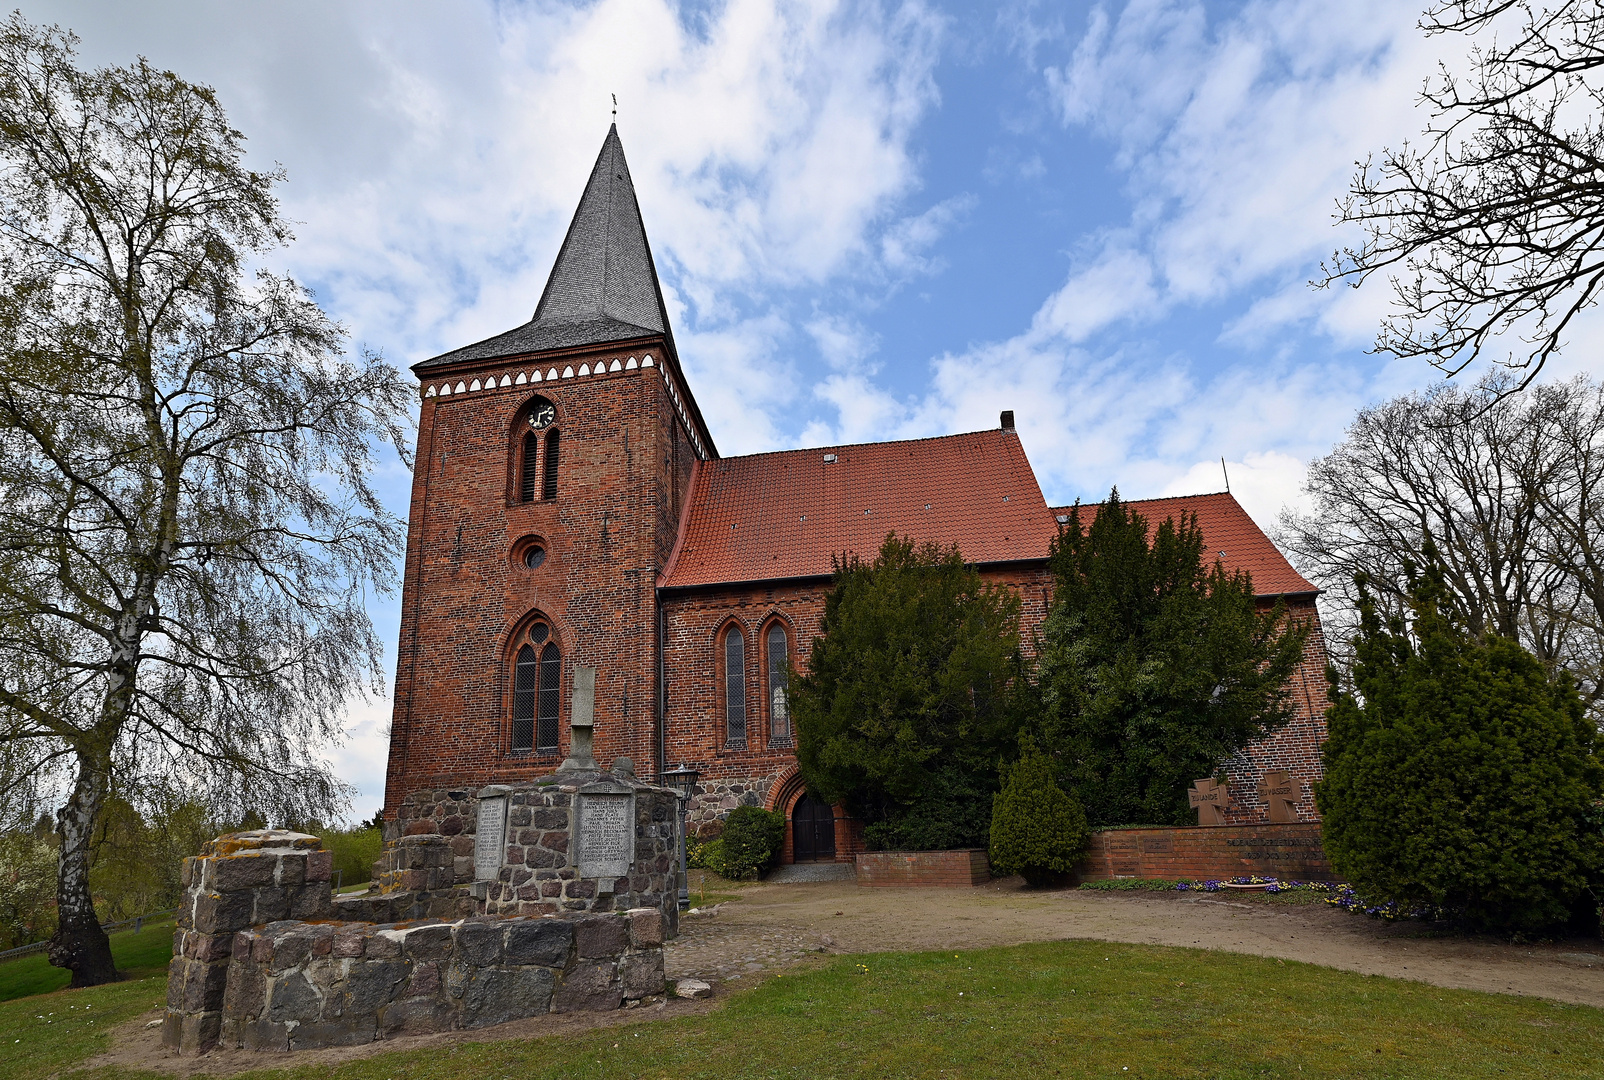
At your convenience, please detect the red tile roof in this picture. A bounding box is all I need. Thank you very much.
[1050,492,1317,597]
[659,429,1059,589]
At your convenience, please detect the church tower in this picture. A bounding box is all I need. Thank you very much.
[383,126,716,814]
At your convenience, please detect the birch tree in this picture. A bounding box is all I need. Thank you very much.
[0,18,409,986]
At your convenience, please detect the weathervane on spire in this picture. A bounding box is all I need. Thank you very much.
[611,93,617,121]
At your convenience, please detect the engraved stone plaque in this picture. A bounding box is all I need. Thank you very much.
[577,792,634,879]
[474,795,508,880]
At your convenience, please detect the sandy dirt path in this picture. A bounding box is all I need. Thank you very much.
[672,878,1604,1008]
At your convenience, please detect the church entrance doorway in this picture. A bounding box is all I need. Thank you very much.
[792,793,836,862]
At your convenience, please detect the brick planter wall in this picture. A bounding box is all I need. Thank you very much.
[1073,823,1332,882]
[855,849,990,887]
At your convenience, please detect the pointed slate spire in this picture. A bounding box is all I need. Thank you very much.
[533,124,666,334]
[418,125,672,366]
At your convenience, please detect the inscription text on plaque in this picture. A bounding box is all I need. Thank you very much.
[577,793,634,879]
[474,796,508,880]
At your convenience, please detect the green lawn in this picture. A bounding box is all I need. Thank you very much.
[0,920,174,1004]
[3,938,1601,1080]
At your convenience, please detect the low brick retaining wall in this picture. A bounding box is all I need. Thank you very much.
[1072,823,1332,882]
[855,849,990,887]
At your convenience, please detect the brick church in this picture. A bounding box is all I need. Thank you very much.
[382,126,1331,863]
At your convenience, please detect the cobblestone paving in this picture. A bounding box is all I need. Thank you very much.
[665,907,829,985]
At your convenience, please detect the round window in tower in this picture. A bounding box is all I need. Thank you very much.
[524,545,546,570]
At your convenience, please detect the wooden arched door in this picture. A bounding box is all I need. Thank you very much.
[792,793,836,862]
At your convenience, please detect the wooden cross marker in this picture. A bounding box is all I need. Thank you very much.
[1188,777,1232,826]
[1257,770,1301,823]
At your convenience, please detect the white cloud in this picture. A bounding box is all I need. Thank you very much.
[1043,0,1432,342]
[39,0,945,369]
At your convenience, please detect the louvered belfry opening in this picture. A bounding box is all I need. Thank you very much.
[520,431,539,502]
[724,625,747,747]
[542,429,560,500]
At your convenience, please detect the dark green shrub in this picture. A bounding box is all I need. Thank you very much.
[1038,493,1309,826]
[989,739,1090,887]
[1318,561,1604,934]
[687,836,721,873]
[861,765,996,851]
[708,807,785,880]
[793,535,1025,831]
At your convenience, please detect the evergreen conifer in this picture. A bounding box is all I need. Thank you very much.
[1038,492,1309,826]
[1318,556,1604,933]
[989,737,1090,886]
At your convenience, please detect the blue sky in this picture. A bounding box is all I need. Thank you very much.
[29,0,1601,819]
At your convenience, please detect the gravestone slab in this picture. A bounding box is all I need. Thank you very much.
[474,787,510,880]
[577,782,634,880]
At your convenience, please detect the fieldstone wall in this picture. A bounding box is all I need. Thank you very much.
[165,830,335,1053]
[685,774,773,837]
[163,828,666,1055]
[211,909,664,1051]
[387,772,678,931]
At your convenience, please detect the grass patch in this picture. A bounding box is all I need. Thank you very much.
[0,968,166,1080]
[9,939,1602,1080]
[0,920,174,1004]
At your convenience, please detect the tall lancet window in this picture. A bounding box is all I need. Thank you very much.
[511,620,560,753]
[511,644,538,750]
[537,636,561,752]
[766,622,790,744]
[724,624,747,748]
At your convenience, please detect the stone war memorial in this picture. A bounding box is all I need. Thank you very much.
[162,667,681,1055]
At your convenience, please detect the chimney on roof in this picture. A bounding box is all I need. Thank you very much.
[1000,410,1015,432]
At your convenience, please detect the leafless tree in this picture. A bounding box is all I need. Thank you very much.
[1319,1,1604,386]
[0,18,410,986]
[1280,374,1604,715]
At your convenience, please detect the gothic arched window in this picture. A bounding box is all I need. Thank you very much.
[513,396,556,503]
[511,620,560,753]
[511,644,537,751]
[766,622,790,744]
[723,623,747,748]
[537,640,561,752]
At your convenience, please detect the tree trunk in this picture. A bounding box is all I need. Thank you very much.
[47,747,117,987]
